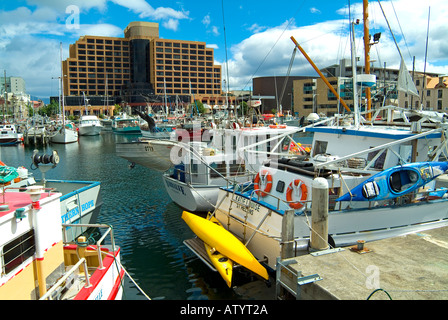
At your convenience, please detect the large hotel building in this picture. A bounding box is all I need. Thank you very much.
[60,21,225,116]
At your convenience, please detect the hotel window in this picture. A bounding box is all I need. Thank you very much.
[2,230,35,275]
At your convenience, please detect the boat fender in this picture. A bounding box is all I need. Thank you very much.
[254,170,273,197]
[286,179,308,209]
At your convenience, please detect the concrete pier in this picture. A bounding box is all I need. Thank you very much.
[278,225,448,300]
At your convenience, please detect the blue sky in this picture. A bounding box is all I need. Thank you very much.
[1,0,447,100]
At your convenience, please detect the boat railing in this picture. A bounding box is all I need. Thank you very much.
[39,257,91,300]
[62,223,117,270]
[231,186,311,213]
[0,187,56,204]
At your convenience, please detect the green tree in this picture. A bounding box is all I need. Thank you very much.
[39,100,59,117]
[190,100,205,115]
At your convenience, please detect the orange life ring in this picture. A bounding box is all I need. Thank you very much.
[269,124,278,129]
[254,170,273,197]
[286,179,308,209]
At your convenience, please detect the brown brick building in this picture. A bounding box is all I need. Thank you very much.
[59,22,224,116]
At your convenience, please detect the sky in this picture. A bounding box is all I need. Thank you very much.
[1,0,447,101]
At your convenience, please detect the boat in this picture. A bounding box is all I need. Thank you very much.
[336,161,448,202]
[185,1,448,273]
[204,214,234,288]
[78,115,103,136]
[162,123,304,212]
[49,121,79,144]
[112,113,142,134]
[182,211,268,281]
[0,123,23,145]
[116,137,177,172]
[1,151,103,243]
[0,184,124,300]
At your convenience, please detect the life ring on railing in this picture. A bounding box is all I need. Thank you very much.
[286,179,308,209]
[269,124,278,129]
[254,170,273,197]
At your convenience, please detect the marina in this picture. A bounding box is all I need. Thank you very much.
[0,133,250,300]
[1,0,448,305]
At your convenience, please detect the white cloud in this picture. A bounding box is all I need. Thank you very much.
[310,8,321,14]
[110,0,189,20]
[202,15,211,27]
[248,24,267,34]
[163,19,180,32]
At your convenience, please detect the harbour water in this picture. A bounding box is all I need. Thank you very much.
[0,132,260,300]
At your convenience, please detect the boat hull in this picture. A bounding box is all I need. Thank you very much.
[163,175,218,212]
[116,139,176,172]
[79,125,103,136]
[214,188,448,270]
[50,128,78,144]
[44,180,103,242]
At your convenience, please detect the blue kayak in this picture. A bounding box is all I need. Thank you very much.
[336,161,448,202]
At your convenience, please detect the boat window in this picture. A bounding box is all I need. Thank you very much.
[1,229,35,275]
[312,140,328,157]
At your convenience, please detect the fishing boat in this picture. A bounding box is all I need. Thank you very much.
[112,113,142,134]
[78,115,103,136]
[0,185,124,300]
[1,151,103,243]
[0,123,23,145]
[184,1,448,274]
[162,123,304,212]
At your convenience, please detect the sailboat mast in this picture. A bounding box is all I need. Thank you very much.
[60,42,66,126]
[363,0,372,120]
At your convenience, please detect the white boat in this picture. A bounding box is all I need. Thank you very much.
[116,137,177,172]
[162,124,305,212]
[1,152,103,243]
[49,122,79,144]
[78,115,103,136]
[186,1,448,274]
[211,118,448,270]
[0,123,23,145]
[0,185,124,300]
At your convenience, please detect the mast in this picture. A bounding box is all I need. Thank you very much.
[60,42,66,127]
[363,0,372,120]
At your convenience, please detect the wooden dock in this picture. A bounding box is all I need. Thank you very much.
[276,225,448,300]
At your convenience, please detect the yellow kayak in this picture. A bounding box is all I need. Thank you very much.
[182,211,268,280]
[204,242,233,288]
[204,215,233,287]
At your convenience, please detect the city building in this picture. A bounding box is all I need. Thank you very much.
[59,21,226,117]
[290,58,442,118]
[0,76,26,95]
[1,75,30,121]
